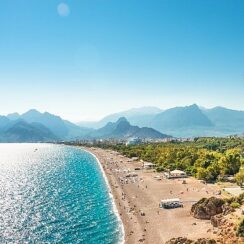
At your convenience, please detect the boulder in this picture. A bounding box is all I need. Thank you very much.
[191,197,225,220]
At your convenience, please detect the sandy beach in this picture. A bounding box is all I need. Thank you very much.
[84,147,221,244]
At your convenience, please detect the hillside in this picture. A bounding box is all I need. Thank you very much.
[203,107,244,134]
[6,109,92,140]
[89,117,170,139]
[0,120,58,142]
[151,104,213,130]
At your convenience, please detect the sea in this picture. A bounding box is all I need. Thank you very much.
[0,143,124,244]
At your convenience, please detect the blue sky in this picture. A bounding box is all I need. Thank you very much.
[0,0,244,121]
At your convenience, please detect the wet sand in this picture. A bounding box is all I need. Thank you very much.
[84,147,221,244]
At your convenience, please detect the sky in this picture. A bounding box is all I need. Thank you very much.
[0,0,244,122]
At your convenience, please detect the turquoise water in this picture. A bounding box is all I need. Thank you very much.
[0,143,123,243]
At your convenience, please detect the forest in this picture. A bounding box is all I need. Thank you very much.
[88,137,244,182]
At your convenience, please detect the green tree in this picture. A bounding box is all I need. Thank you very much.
[235,170,244,187]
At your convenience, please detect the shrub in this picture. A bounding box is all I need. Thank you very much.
[237,219,244,237]
[237,193,244,203]
[230,202,240,208]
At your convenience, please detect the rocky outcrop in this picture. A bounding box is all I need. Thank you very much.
[191,197,225,220]
[210,205,235,227]
[165,237,216,244]
[210,210,244,243]
[211,214,224,228]
[222,204,235,215]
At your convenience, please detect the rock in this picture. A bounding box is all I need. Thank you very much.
[211,214,224,227]
[191,197,225,220]
[138,238,145,242]
[165,237,217,244]
[140,210,145,216]
[195,238,217,244]
[165,237,193,244]
[222,204,235,215]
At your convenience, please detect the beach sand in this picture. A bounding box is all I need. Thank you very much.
[84,147,221,244]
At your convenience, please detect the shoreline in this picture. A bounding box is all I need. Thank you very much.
[82,148,125,244]
[82,146,145,243]
[82,146,221,244]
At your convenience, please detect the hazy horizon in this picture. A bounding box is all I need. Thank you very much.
[2,103,244,123]
[1,1,244,121]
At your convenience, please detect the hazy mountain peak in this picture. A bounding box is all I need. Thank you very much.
[209,106,242,112]
[7,112,20,120]
[23,109,41,115]
[116,117,129,123]
[0,109,92,141]
[188,103,199,109]
[89,116,170,139]
[151,104,213,134]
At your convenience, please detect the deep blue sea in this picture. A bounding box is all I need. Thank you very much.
[0,143,123,243]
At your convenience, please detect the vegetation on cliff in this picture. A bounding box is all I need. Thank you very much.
[237,219,244,237]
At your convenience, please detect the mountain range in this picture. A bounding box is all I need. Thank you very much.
[0,109,167,142]
[78,104,244,137]
[78,106,163,129]
[0,110,92,142]
[1,104,244,142]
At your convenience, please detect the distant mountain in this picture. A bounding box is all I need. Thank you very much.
[203,106,244,134]
[15,109,92,140]
[20,109,69,138]
[0,120,58,142]
[6,112,20,120]
[78,104,244,137]
[89,117,170,139]
[0,116,10,130]
[77,107,162,129]
[2,104,244,141]
[151,104,213,129]
[150,104,214,137]
[63,120,94,139]
[78,105,217,137]
[0,109,93,142]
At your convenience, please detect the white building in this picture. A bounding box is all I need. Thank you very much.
[143,162,155,169]
[126,138,142,146]
[165,169,187,179]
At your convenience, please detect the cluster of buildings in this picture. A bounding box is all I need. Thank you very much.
[64,136,194,147]
[125,137,194,146]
